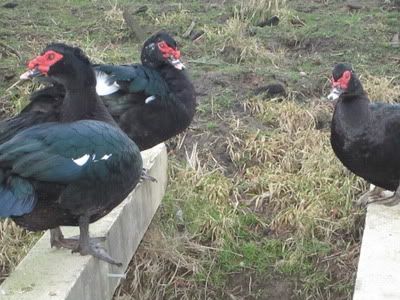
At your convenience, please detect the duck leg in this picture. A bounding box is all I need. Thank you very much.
[50,227,78,249]
[50,227,105,249]
[72,214,122,266]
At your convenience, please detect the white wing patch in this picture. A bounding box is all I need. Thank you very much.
[95,70,120,96]
[100,154,112,160]
[72,154,90,166]
[72,153,112,166]
[145,95,156,104]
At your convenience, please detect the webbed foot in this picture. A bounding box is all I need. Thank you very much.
[354,185,396,207]
[140,167,157,182]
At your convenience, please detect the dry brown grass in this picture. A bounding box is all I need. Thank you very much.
[236,0,287,24]
[201,18,274,64]
[114,227,206,300]
[199,0,288,65]
[362,73,400,103]
[0,219,40,283]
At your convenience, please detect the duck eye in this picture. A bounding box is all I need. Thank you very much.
[47,53,55,60]
[158,41,167,49]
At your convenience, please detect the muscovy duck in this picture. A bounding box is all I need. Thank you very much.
[329,63,400,206]
[0,43,143,265]
[16,31,196,151]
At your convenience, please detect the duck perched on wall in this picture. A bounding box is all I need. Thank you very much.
[329,63,400,206]
[15,31,196,151]
[0,43,143,265]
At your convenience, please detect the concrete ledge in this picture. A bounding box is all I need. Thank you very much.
[353,203,400,300]
[0,143,168,300]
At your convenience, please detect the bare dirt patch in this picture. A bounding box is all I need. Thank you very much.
[223,272,297,300]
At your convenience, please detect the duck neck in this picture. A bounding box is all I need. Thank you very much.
[60,75,96,122]
[61,78,116,125]
[337,92,370,128]
[158,64,188,87]
[158,65,195,113]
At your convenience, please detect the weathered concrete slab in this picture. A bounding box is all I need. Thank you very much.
[0,143,168,300]
[353,203,400,300]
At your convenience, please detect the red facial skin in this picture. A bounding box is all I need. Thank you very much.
[27,50,64,75]
[331,70,351,90]
[157,41,181,59]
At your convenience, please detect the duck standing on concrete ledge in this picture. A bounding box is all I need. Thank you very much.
[0,43,143,265]
[329,63,400,206]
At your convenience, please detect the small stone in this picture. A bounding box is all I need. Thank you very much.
[300,71,307,76]
[4,72,15,81]
[390,33,399,48]
[176,209,184,223]
[346,2,363,10]
[2,2,18,9]
[176,209,186,232]
[183,20,196,38]
[257,15,280,27]
[190,30,204,41]
[254,82,287,99]
[133,5,148,15]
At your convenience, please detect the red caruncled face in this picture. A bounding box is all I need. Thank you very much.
[331,70,351,90]
[27,50,64,75]
[157,41,181,59]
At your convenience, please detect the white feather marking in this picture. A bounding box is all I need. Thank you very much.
[95,70,120,96]
[100,154,112,160]
[72,154,90,166]
[145,95,156,104]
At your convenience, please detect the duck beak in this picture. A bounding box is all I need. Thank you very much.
[20,68,43,80]
[168,57,185,70]
[327,87,343,101]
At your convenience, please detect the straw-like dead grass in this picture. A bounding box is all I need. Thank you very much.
[362,73,400,103]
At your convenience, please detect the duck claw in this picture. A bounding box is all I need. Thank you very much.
[72,242,122,266]
[355,186,398,207]
[67,235,107,243]
[50,227,119,265]
[140,167,157,182]
[354,186,392,207]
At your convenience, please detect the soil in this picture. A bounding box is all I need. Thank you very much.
[223,272,297,300]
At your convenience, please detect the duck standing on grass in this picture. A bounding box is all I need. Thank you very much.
[0,43,143,266]
[15,31,196,151]
[329,63,400,206]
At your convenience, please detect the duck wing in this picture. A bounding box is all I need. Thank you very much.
[0,120,141,216]
[0,86,63,145]
[94,64,169,102]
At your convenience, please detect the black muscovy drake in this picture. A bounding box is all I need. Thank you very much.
[0,43,143,265]
[329,63,400,206]
[16,31,196,151]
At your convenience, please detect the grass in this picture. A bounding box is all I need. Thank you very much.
[0,220,40,282]
[0,0,399,299]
